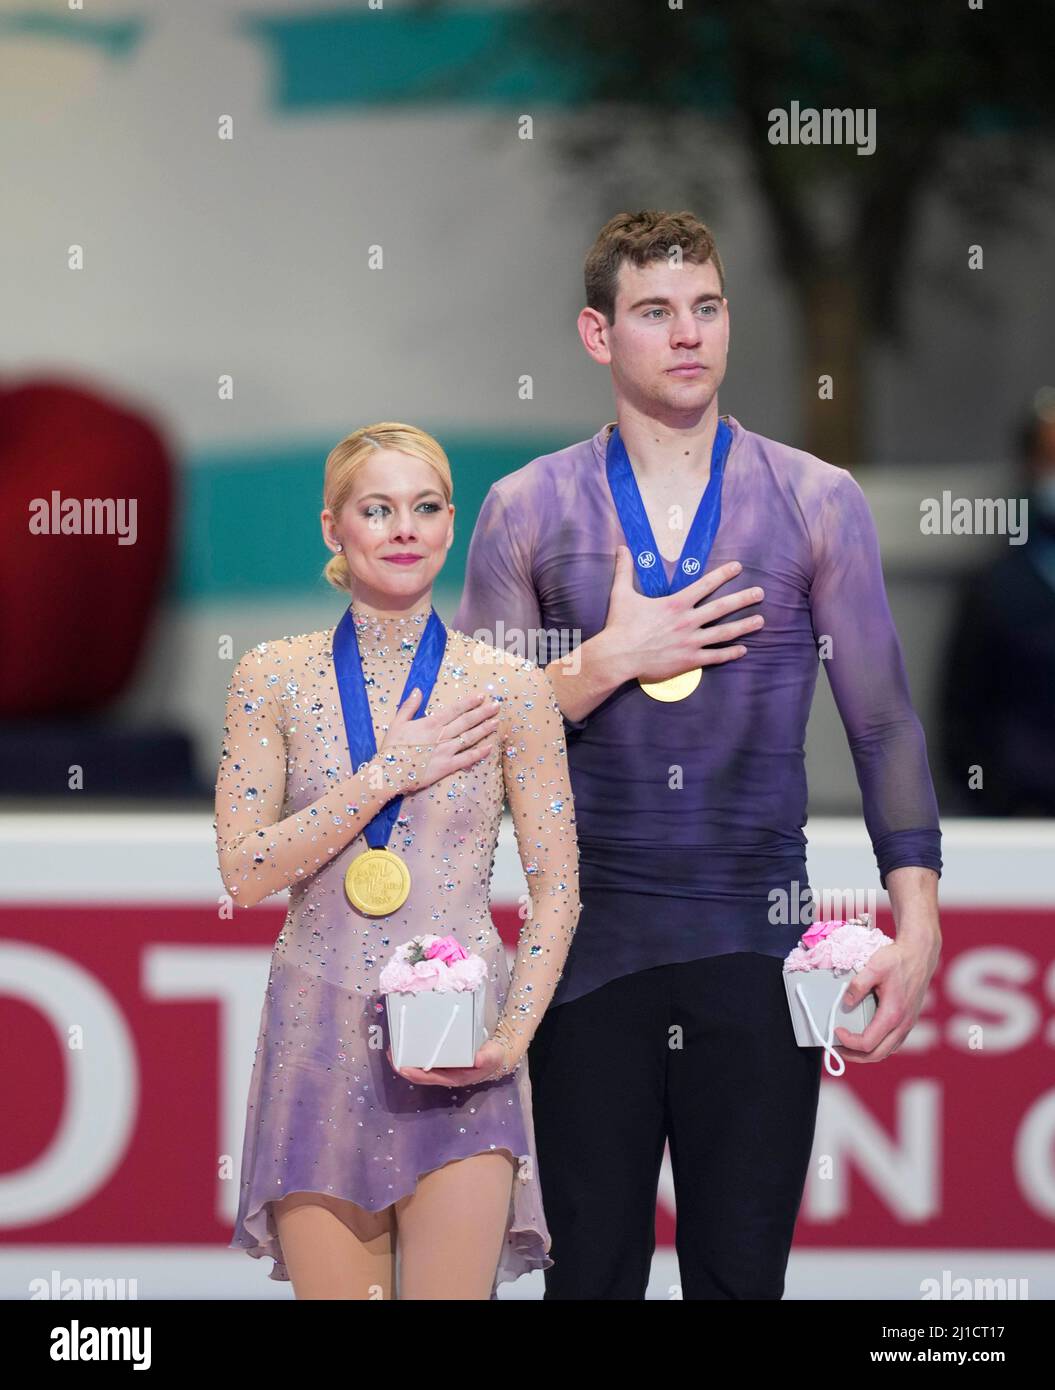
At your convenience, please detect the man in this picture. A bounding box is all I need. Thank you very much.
[453,210,942,1300]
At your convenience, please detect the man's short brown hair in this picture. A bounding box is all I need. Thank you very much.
[584,210,726,324]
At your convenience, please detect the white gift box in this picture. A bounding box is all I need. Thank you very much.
[783,967,878,1077]
[385,984,489,1070]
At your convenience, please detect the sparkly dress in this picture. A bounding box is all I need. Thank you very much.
[215,596,580,1293]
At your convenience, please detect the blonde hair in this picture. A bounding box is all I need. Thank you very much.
[321,422,453,593]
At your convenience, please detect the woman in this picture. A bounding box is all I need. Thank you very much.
[216,422,581,1299]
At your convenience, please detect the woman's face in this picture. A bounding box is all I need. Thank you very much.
[322,448,454,609]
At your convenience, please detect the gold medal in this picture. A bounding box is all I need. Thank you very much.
[344,847,411,916]
[638,668,702,702]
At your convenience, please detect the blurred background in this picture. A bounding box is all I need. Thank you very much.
[1,0,1053,1299]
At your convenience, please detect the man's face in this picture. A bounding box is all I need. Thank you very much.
[604,257,729,417]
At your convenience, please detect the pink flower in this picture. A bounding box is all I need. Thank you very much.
[801,919,844,950]
[829,923,886,972]
[783,918,893,974]
[412,957,446,985]
[783,945,811,972]
[424,935,469,965]
[379,935,487,994]
[378,959,420,993]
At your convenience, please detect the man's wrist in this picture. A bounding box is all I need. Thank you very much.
[890,904,942,960]
[587,625,638,687]
[885,866,941,948]
[895,917,942,950]
[545,628,633,723]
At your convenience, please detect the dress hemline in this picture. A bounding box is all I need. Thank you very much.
[230,1140,552,1294]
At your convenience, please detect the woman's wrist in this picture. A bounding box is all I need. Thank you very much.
[368,745,427,797]
[491,1019,523,1076]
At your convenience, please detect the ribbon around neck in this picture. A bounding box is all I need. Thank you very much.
[331,604,447,849]
[605,417,734,597]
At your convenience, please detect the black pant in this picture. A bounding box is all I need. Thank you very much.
[527,951,823,1299]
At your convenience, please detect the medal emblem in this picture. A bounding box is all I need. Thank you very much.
[344,847,412,916]
[638,669,703,702]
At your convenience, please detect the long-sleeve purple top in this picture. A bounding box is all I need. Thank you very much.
[453,415,943,1007]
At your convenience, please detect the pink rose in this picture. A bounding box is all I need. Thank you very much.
[801,919,844,950]
[425,935,468,965]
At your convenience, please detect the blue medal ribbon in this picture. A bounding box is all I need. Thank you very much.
[605,417,734,596]
[331,604,447,849]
